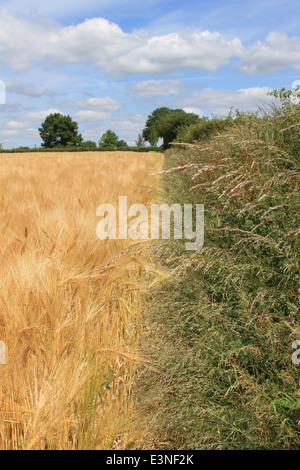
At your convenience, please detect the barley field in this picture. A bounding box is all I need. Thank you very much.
[0,151,163,450]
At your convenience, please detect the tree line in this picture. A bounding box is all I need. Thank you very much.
[1,107,237,152]
[2,88,299,152]
[38,114,130,150]
[36,108,202,150]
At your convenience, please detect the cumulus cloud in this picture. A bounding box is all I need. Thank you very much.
[3,120,30,129]
[59,96,122,122]
[239,32,300,74]
[1,12,300,76]
[129,79,182,97]
[0,12,242,75]
[180,87,273,113]
[105,30,243,75]
[20,108,64,122]
[73,110,111,122]
[61,96,122,112]
[0,129,19,136]
[6,81,56,97]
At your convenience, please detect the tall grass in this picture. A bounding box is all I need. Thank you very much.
[0,151,162,450]
[136,101,300,449]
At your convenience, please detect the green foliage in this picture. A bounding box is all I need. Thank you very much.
[175,110,262,144]
[143,107,200,149]
[16,146,30,151]
[98,129,119,150]
[80,140,98,150]
[268,86,300,103]
[117,139,129,149]
[1,146,162,154]
[38,113,83,148]
[135,132,146,148]
[262,94,300,164]
[138,94,300,449]
[176,115,231,143]
[142,107,170,146]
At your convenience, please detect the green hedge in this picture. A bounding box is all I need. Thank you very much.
[137,101,300,449]
[0,146,163,153]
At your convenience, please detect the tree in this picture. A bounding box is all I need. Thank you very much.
[142,107,170,147]
[38,113,83,148]
[98,130,119,150]
[142,107,200,149]
[81,140,98,150]
[117,139,129,149]
[135,132,146,148]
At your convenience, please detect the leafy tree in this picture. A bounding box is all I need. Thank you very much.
[135,132,146,148]
[80,140,98,150]
[98,130,119,150]
[142,107,170,147]
[38,113,83,148]
[117,139,129,149]
[0,143,3,151]
[142,107,200,149]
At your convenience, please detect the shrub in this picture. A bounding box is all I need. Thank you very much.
[117,140,129,149]
[80,140,98,151]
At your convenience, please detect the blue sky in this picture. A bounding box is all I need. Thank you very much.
[0,0,300,148]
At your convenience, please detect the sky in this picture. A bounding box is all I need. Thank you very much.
[0,0,300,148]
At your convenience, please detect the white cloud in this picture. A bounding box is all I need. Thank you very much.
[180,87,273,113]
[240,32,300,74]
[61,96,122,112]
[60,96,123,122]
[0,13,242,75]
[6,81,56,97]
[4,121,30,129]
[107,30,243,75]
[0,129,19,136]
[20,108,64,122]
[129,79,182,97]
[1,12,300,77]
[74,110,111,122]
[24,128,40,138]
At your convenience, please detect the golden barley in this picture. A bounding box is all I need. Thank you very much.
[0,151,163,450]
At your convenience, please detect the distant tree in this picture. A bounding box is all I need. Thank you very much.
[81,140,98,150]
[142,107,170,147]
[135,132,146,148]
[117,139,129,149]
[0,143,3,151]
[143,107,200,149]
[98,130,119,150]
[39,113,83,148]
